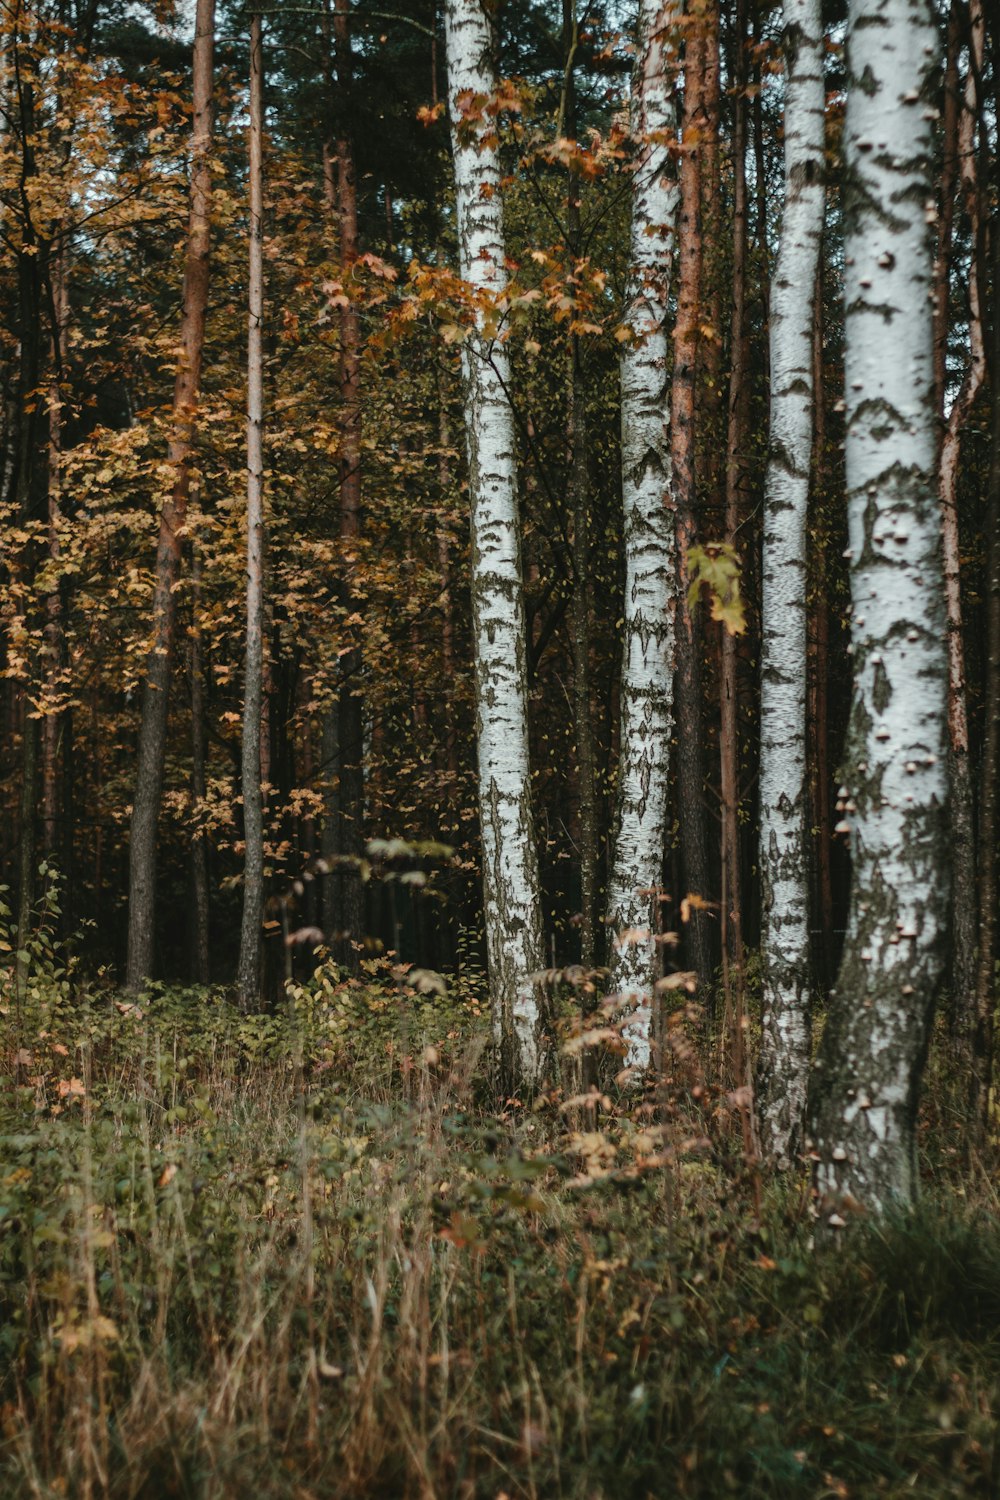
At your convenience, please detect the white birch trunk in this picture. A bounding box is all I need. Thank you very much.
[444,0,545,1087]
[756,0,826,1165]
[810,0,948,1214]
[604,0,679,1072]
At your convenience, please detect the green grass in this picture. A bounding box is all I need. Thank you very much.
[0,977,997,1498]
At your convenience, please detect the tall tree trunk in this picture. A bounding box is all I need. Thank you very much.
[562,0,597,972]
[320,0,365,964]
[671,11,713,989]
[444,0,545,1086]
[189,543,210,984]
[756,0,825,1166]
[435,360,459,783]
[719,0,751,1085]
[14,55,44,988]
[810,0,947,1213]
[939,0,984,1054]
[42,241,68,866]
[698,0,723,526]
[808,267,834,988]
[126,0,215,990]
[238,11,266,1009]
[605,0,679,1070]
[568,347,597,970]
[972,29,1000,1127]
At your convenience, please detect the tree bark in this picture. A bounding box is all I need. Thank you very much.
[445,0,545,1086]
[562,0,598,973]
[719,0,751,1089]
[126,0,215,990]
[238,11,266,1009]
[756,0,825,1166]
[605,0,679,1070]
[320,0,365,965]
[972,24,1000,1128]
[810,0,947,1214]
[938,0,984,1053]
[188,544,210,984]
[42,240,69,867]
[671,12,713,989]
[13,55,44,986]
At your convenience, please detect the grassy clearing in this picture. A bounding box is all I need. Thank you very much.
[1,975,998,1499]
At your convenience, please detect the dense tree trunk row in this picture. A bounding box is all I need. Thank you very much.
[0,0,996,1216]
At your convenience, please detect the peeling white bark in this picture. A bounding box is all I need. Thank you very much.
[445,0,545,1087]
[605,0,679,1072]
[757,0,826,1166]
[810,0,948,1214]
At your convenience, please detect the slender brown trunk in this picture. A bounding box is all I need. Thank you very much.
[435,365,458,783]
[189,544,210,983]
[672,16,713,988]
[321,0,365,964]
[42,243,69,863]
[126,0,215,990]
[238,10,266,1008]
[699,0,724,527]
[562,0,597,970]
[720,0,749,1070]
[973,37,1000,1125]
[14,56,44,985]
[939,0,984,1050]
[808,265,834,988]
[299,698,319,929]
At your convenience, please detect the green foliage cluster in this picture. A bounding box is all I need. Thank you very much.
[0,982,997,1497]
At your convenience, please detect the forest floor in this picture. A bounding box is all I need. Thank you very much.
[1,968,998,1499]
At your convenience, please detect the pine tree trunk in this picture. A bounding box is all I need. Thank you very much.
[189,544,210,984]
[238,12,266,1010]
[126,0,215,990]
[605,0,679,1069]
[42,243,68,866]
[671,14,713,990]
[435,362,459,783]
[719,0,751,1088]
[445,0,545,1086]
[972,37,1000,1127]
[321,0,365,965]
[938,0,984,1054]
[14,61,44,987]
[562,0,597,972]
[810,0,947,1214]
[40,43,77,881]
[808,269,835,988]
[756,0,825,1166]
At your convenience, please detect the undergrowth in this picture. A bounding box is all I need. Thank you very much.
[0,972,997,1498]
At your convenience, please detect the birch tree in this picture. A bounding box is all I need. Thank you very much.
[444,0,545,1086]
[756,0,825,1166]
[604,0,678,1071]
[237,12,265,1009]
[126,0,215,989]
[810,0,947,1213]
